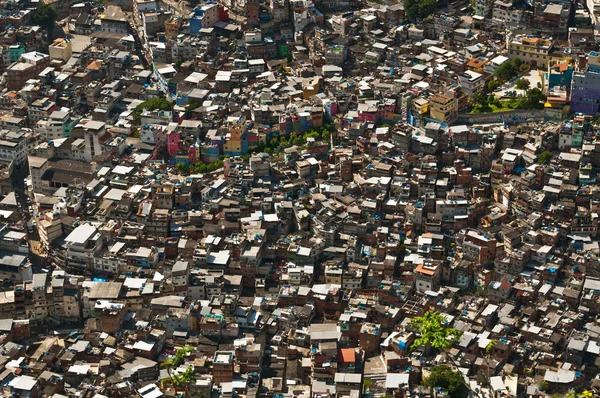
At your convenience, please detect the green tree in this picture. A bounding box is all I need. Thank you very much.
[171,365,196,387]
[487,80,500,92]
[161,345,195,379]
[514,87,545,110]
[176,162,189,174]
[404,0,437,21]
[472,92,488,108]
[132,97,174,124]
[190,159,224,174]
[305,130,320,139]
[536,151,553,165]
[515,78,530,90]
[292,134,306,146]
[525,88,545,108]
[185,99,202,114]
[494,58,522,82]
[32,3,57,42]
[422,366,469,398]
[410,310,462,353]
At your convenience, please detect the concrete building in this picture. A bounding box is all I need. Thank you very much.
[571,51,600,114]
[429,94,458,123]
[5,52,51,91]
[48,38,72,62]
[507,35,556,69]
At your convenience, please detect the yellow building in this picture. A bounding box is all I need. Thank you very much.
[302,77,321,99]
[429,94,458,123]
[48,38,72,62]
[412,97,429,115]
[508,35,556,69]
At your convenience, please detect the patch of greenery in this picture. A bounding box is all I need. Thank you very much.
[494,58,523,82]
[536,151,552,165]
[404,0,437,20]
[515,78,530,90]
[410,310,462,352]
[32,3,57,41]
[185,99,202,115]
[132,97,173,124]
[175,124,335,174]
[471,88,545,113]
[177,158,226,175]
[423,366,469,398]
[487,80,500,92]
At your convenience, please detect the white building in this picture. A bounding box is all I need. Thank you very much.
[485,55,509,75]
[64,223,103,269]
[458,70,484,98]
[475,0,494,17]
[492,0,524,27]
[0,129,29,165]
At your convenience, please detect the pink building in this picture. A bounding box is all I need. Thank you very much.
[357,103,378,123]
[330,102,339,116]
[357,100,395,123]
[167,131,181,157]
[188,144,199,163]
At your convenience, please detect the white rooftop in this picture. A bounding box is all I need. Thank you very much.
[65,223,97,244]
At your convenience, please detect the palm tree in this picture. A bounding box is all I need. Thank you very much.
[174,365,196,387]
[410,310,462,355]
[161,345,195,382]
[161,355,177,379]
[164,365,196,388]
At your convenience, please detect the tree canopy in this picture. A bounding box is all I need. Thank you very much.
[168,365,195,387]
[524,88,545,108]
[536,151,553,165]
[410,310,462,352]
[32,3,57,40]
[515,78,530,90]
[404,0,437,21]
[494,58,523,82]
[423,366,469,398]
[162,345,195,369]
[487,80,500,92]
[132,97,173,124]
[185,99,202,115]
